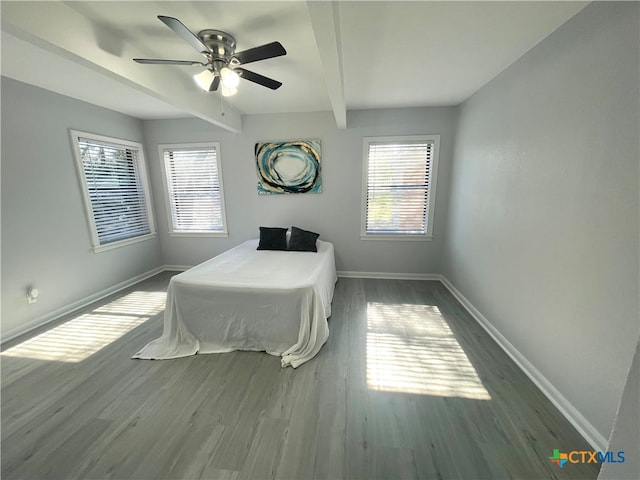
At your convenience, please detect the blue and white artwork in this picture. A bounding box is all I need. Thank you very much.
[255,140,322,194]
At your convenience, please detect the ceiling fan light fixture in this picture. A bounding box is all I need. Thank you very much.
[135,16,286,94]
[193,69,216,91]
[220,67,240,89]
[221,84,238,97]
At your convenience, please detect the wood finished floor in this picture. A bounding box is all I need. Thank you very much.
[1,273,600,480]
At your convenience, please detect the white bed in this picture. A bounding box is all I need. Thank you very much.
[133,239,337,368]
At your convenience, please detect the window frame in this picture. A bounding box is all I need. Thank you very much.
[70,130,156,253]
[158,142,228,237]
[360,134,440,241]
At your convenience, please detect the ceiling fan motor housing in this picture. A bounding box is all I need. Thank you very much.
[198,30,236,61]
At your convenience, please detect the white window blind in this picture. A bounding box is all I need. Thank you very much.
[362,136,439,238]
[73,133,154,249]
[162,144,227,234]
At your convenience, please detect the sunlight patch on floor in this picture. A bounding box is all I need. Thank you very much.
[366,302,491,399]
[1,291,166,363]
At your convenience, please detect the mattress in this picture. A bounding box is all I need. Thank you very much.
[133,239,337,368]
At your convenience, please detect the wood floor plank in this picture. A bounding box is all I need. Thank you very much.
[239,417,288,480]
[1,275,600,480]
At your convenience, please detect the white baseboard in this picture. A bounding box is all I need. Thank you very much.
[337,271,442,281]
[163,265,191,272]
[168,269,440,281]
[439,276,608,452]
[169,269,441,281]
[2,266,165,344]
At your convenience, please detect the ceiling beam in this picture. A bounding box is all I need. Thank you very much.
[1,1,242,132]
[306,1,347,129]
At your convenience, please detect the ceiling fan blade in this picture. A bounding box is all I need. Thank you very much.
[209,75,220,92]
[235,68,282,90]
[233,42,286,65]
[158,15,210,54]
[133,58,204,66]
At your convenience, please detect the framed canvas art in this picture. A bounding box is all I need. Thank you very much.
[255,140,322,194]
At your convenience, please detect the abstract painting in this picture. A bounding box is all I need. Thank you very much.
[255,140,322,194]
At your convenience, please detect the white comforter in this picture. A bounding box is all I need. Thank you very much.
[133,239,337,368]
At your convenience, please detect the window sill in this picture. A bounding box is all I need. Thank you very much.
[168,231,228,238]
[360,234,433,242]
[93,233,157,253]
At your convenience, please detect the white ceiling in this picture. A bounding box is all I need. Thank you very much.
[1,1,588,131]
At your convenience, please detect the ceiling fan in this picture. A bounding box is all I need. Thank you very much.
[134,15,286,96]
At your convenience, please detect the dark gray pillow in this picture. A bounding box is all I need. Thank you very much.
[257,227,288,250]
[288,226,319,252]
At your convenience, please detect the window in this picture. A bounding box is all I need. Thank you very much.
[71,130,155,252]
[159,143,227,236]
[361,135,440,240]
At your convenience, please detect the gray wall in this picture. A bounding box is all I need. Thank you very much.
[1,77,163,339]
[143,107,456,273]
[442,1,639,443]
[598,340,639,479]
